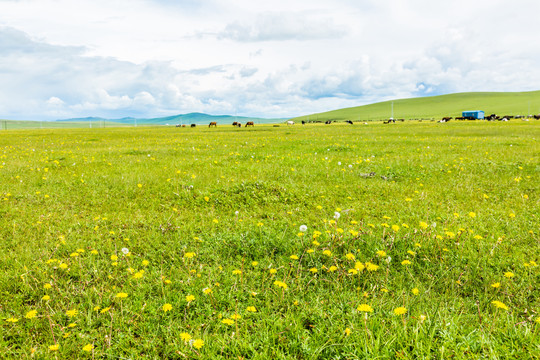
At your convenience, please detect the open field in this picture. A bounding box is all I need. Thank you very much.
[1,121,539,359]
[291,90,540,122]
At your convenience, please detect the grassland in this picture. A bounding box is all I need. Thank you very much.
[1,121,539,359]
[291,90,540,122]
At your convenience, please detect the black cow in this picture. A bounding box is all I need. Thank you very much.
[190,124,196,127]
[345,120,353,125]
[325,120,332,124]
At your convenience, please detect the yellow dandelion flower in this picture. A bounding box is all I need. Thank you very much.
[491,282,500,288]
[100,307,111,314]
[345,253,355,260]
[251,261,258,266]
[203,287,212,295]
[309,267,318,273]
[491,300,509,310]
[42,295,50,301]
[186,295,195,302]
[232,269,242,275]
[66,309,78,317]
[180,333,192,343]
[290,255,299,260]
[115,292,128,298]
[365,262,379,272]
[345,327,352,336]
[348,269,358,275]
[82,344,93,352]
[184,252,196,258]
[6,318,19,323]
[25,310,37,319]
[391,225,400,232]
[269,268,277,274]
[328,265,338,272]
[468,212,476,218]
[504,272,514,278]
[401,260,411,265]
[322,250,332,256]
[357,304,374,312]
[412,288,419,295]
[376,250,387,257]
[49,344,59,351]
[222,318,235,325]
[394,307,407,315]
[192,339,204,349]
[354,262,365,271]
[163,303,173,312]
[246,306,257,312]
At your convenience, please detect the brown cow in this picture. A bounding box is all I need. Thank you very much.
[232,122,238,126]
[209,122,217,127]
[245,121,254,127]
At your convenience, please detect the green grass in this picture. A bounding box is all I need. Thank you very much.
[291,90,540,122]
[1,121,539,359]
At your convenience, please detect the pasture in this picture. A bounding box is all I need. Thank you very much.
[1,121,539,359]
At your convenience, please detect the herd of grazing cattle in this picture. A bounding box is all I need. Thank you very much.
[174,113,540,128]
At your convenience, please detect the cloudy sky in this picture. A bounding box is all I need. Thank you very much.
[1,0,539,120]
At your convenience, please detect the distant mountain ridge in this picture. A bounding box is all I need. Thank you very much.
[57,112,285,125]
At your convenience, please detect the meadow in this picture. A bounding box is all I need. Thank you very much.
[0,121,539,359]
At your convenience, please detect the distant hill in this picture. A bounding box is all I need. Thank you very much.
[291,90,540,122]
[57,113,285,125]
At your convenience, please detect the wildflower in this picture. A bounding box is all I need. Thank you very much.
[401,260,411,266]
[204,196,209,202]
[49,344,59,351]
[137,184,142,188]
[392,225,400,232]
[213,219,219,224]
[222,318,235,325]
[328,265,338,272]
[491,300,509,310]
[100,307,111,314]
[269,268,277,274]
[115,292,128,298]
[5,318,19,323]
[110,255,118,261]
[232,269,242,275]
[25,310,37,319]
[348,269,358,275]
[246,306,257,312]
[142,260,149,266]
[43,283,52,289]
[491,282,500,288]
[180,333,192,343]
[468,212,476,218]
[419,222,428,229]
[82,344,93,352]
[334,212,340,220]
[121,248,129,255]
[504,272,514,278]
[357,304,374,313]
[312,240,320,246]
[274,280,288,289]
[345,328,352,336]
[354,262,365,271]
[306,249,314,254]
[290,255,299,260]
[163,303,173,312]
[376,250,387,257]
[192,339,204,349]
[186,295,195,302]
[91,249,98,255]
[299,225,308,232]
[365,262,379,272]
[412,288,419,295]
[184,252,196,258]
[66,309,78,317]
[345,253,355,260]
[203,288,212,295]
[323,250,332,256]
[133,271,144,279]
[251,261,258,266]
[59,263,68,270]
[394,307,407,315]
[309,267,318,274]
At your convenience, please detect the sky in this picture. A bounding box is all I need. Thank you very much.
[1,0,540,120]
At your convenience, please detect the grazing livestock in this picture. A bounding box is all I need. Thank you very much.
[302,120,306,125]
[190,124,196,128]
[209,122,217,127]
[534,115,540,120]
[345,120,353,124]
[325,120,332,124]
[232,122,238,126]
[175,124,182,127]
[245,121,254,127]
[237,123,242,127]
[441,117,452,122]
[287,120,295,125]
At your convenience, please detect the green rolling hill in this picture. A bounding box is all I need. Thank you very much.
[291,90,540,122]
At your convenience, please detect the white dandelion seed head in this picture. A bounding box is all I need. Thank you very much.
[121,248,129,255]
[386,256,392,263]
[334,212,341,219]
[299,225,308,232]
[338,162,342,165]
[348,164,353,168]
[235,211,239,215]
